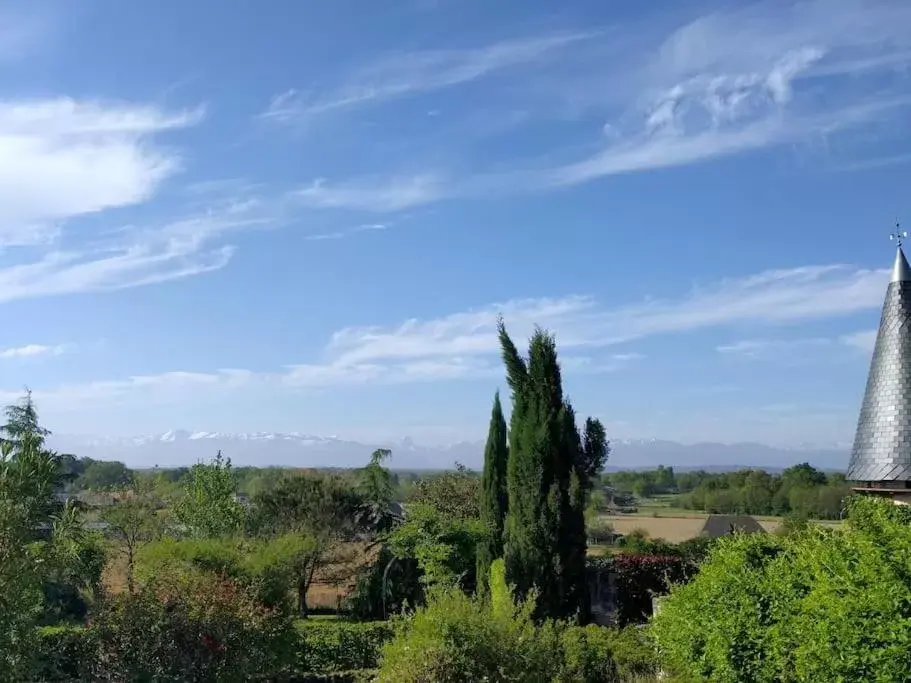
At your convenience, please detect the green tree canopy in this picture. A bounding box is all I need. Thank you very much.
[253,472,365,616]
[652,495,911,682]
[357,448,398,533]
[173,451,243,538]
[78,460,132,490]
[102,480,162,594]
[407,463,481,521]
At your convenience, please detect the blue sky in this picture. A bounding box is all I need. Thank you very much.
[0,0,908,447]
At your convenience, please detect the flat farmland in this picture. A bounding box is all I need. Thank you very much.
[598,513,783,541]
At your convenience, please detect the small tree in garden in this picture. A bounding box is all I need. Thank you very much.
[407,463,481,520]
[253,473,364,616]
[357,448,399,533]
[376,559,657,682]
[387,503,486,591]
[173,451,244,538]
[476,391,508,595]
[0,392,88,678]
[102,480,162,594]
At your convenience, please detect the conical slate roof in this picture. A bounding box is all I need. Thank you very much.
[847,246,911,485]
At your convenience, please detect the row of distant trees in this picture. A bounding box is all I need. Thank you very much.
[603,463,850,519]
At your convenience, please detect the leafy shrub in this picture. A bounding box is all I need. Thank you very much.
[33,608,392,681]
[345,544,423,620]
[376,559,658,682]
[295,620,393,674]
[406,464,481,520]
[652,496,911,682]
[138,535,317,612]
[386,503,485,591]
[33,625,95,681]
[376,585,562,682]
[90,570,296,682]
[560,625,658,682]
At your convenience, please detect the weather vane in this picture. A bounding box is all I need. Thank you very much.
[890,220,908,248]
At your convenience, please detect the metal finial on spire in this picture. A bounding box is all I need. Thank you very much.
[890,220,908,247]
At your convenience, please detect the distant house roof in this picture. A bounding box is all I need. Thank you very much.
[700,514,765,539]
[389,501,405,519]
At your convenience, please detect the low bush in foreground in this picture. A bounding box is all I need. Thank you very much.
[652,496,911,682]
[376,560,659,682]
[295,619,393,675]
[34,601,392,681]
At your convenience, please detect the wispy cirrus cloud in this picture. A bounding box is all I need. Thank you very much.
[295,175,446,212]
[716,338,831,358]
[13,260,888,406]
[717,327,881,360]
[305,222,390,241]
[273,0,911,212]
[0,96,254,303]
[260,31,596,125]
[835,153,911,172]
[329,264,887,365]
[0,343,68,359]
[840,329,878,352]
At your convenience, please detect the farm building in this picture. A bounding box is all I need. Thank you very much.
[700,514,765,539]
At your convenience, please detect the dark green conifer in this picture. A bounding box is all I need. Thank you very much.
[497,319,609,622]
[476,391,509,594]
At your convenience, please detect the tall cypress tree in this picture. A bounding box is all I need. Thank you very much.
[476,391,509,594]
[498,319,609,622]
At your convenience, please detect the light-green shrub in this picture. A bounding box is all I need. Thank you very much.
[376,559,659,682]
[652,496,911,682]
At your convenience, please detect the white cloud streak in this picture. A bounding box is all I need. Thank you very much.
[329,264,887,364]
[295,176,445,212]
[717,327,881,359]
[0,99,203,247]
[0,343,67,359]
[15,261,888,405]
[840,329,878,352]
[273,0,911,212]
[0,95,257,303]
[260,32,595,124]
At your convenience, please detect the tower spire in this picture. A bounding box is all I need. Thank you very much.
[891,222,911,282]
[847,223,911,499]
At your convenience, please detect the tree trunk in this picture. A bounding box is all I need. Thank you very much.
[126,545,135,595]
[298,559,320,618]
[298,581,309,618]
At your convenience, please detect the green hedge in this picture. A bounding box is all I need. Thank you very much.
[33,620,393,681]
[34,625,95,682]
[295,620,393,674]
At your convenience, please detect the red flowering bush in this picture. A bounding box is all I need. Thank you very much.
[90,570,296,682]
[590,554,695,626]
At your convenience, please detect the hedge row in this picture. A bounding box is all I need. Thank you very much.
[295,620,393,674]
[35,620,393,681]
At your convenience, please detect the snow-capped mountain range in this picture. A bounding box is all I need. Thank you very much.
[46,430,851,472]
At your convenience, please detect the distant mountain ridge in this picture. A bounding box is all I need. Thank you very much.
[47,430,851,472]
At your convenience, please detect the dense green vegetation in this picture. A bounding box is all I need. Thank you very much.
[653,495,911,682]
[2,321,908,681]
[376,560,656,682]
[498,320,608,621]
[476,390,508,595]
[604,463,849,519]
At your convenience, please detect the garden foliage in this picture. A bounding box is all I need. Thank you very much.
[652,496,911,682]
[376,559,658,682]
